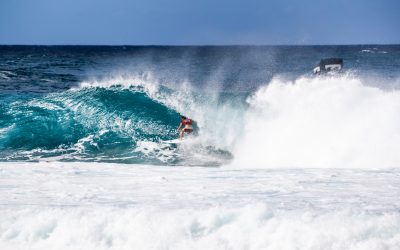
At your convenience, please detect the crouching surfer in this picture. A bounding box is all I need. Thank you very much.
[177,115,193,140]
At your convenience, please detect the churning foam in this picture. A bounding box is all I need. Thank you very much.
[233,76,400,168]
[1,162,399,250]
[2,205,400,250]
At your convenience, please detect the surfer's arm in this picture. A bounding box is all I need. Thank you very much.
[177,122,183,131]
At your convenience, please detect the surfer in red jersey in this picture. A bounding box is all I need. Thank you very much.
[177,115,193,140]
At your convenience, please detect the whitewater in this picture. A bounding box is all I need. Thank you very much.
[1,162,400,250]
[1,45,400,249]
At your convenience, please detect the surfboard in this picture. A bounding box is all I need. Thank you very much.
[163,139,184,144]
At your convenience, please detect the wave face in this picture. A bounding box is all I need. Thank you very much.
[0,85,173,163]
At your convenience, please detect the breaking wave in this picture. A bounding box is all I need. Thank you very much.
[233,75,400,168]
[0,76,236,165]
[2,73,400,168]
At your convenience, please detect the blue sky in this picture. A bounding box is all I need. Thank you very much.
[0,0,399,45]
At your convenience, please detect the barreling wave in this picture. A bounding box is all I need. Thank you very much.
[0,78,234,165]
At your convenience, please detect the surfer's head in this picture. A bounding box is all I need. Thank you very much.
[181,115,187,120]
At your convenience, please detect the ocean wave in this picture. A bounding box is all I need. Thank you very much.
[0,78,234,165]
[2,74,400,168]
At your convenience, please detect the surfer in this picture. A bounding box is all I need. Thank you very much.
[177,115,193,140]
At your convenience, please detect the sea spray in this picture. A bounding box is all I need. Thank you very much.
[233,75,400,168]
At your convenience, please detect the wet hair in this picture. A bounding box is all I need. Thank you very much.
[181,115,187,119]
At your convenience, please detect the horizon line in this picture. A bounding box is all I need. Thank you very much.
[0,43,399,47]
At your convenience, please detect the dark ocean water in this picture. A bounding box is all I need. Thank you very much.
[1,45,399,165]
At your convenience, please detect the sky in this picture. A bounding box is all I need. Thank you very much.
[0,0,399,45]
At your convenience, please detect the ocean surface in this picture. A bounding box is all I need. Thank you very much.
[1,45,400,249]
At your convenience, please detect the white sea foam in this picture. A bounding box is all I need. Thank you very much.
[233,75,400,168]
[360,48,388,54]
[2,206,400,250]
[0,125,14,137]
[0,162,399,249]
[26,99,64,111]
[361,49,373,53]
